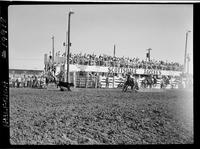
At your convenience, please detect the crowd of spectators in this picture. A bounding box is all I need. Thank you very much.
[9,74,46,88]
[61,52,184,71]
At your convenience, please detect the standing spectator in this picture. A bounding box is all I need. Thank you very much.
[153,76,157,87]
[30,76,34,88]
[160,78,164,89]
[27,76,30,87]
[34,75,38,88]
[37,76,41,88]
[24,76,27,87]
[11,75,15,88]
[15,78,18,88]
[98,74,102,88]
[39,77,43,88]
[21,75,25,88]
[16,78,19,88]
[9,77,12,87]
[18,76,22,88]
[24,75,28,87]
[94,73,98,88]
[106,76,109,88]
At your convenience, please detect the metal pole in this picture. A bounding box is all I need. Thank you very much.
[113,44,116,88]
[64,31,67,82]
[66,11,74,83]
[114,44,116,58]
[187,53,190,74]
[147,48,152,62]
[184,30,190,73]
[52,36,54,62]
[146,48,152,69]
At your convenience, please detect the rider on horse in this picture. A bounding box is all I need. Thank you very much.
[122,73,139,92]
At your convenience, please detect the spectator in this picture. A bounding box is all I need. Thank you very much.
[58,51,183,71]
[27,76,30,87]
[106,76,109,88]
[11,75,15,88]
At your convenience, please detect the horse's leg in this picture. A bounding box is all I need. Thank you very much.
[122,83,127,92]
[131,85,135,92]
[134,87,137,92]
[131,85,133,90]
[68,87,71,91]
[124,84,126,91]
[122,85,126,92]
[126,85,129,91]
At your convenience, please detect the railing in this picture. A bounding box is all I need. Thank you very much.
[67,60,183,71]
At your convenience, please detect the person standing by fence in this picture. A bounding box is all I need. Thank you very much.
[17,76,21,88]
[11,75,15,88]
[106,76,109,88]
[23,75,27,87]
[94,73,98,88]
[27,76,30,87]
[21,76,25,88]
[30,76,34,88]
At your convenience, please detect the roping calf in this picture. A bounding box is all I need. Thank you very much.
[57,81,74,91]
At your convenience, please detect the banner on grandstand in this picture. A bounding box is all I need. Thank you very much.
[108,67,162,75]
[60,65,182,76]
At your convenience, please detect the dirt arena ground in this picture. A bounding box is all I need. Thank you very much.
[9,87,193,145]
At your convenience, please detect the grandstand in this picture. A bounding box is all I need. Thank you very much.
[44,52,184,89]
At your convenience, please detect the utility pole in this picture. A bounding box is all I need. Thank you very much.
[146,48,152,62]
[113,44,116,88]
[64,31,68,82]
[184,30,191,73]
[52,36,54,62]
[66,11,74,83]
[113,44,116,58]
[186,53,190,74]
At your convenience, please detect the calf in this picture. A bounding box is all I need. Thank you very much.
[57,81,74,91]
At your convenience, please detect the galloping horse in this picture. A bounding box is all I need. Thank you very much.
[122,75,139,92]
[146,76,154,88]
[141,76,154,89]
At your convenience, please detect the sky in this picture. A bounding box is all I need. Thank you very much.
[8,4,193,73]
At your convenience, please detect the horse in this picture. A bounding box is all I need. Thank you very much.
[160,77,170,89]
[146,77,153,89]
[141,79,147,88]
[141,76,154,89]
[153,77,157,87]
[122,75,139,92]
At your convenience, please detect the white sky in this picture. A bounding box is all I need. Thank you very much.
[8,4,193,73]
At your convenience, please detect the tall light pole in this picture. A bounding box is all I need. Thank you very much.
[146,48,152,62]
[186,53,190,74]
[113,44,116,58]
[184,30,191,73]
[66,11,74,82]
[64,31,68,82]
[51,36,54,62]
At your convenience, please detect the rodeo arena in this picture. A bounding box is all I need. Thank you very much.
[9,47,193,145]
[9,9,193,144]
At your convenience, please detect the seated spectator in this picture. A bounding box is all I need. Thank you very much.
[54,51,183,71]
